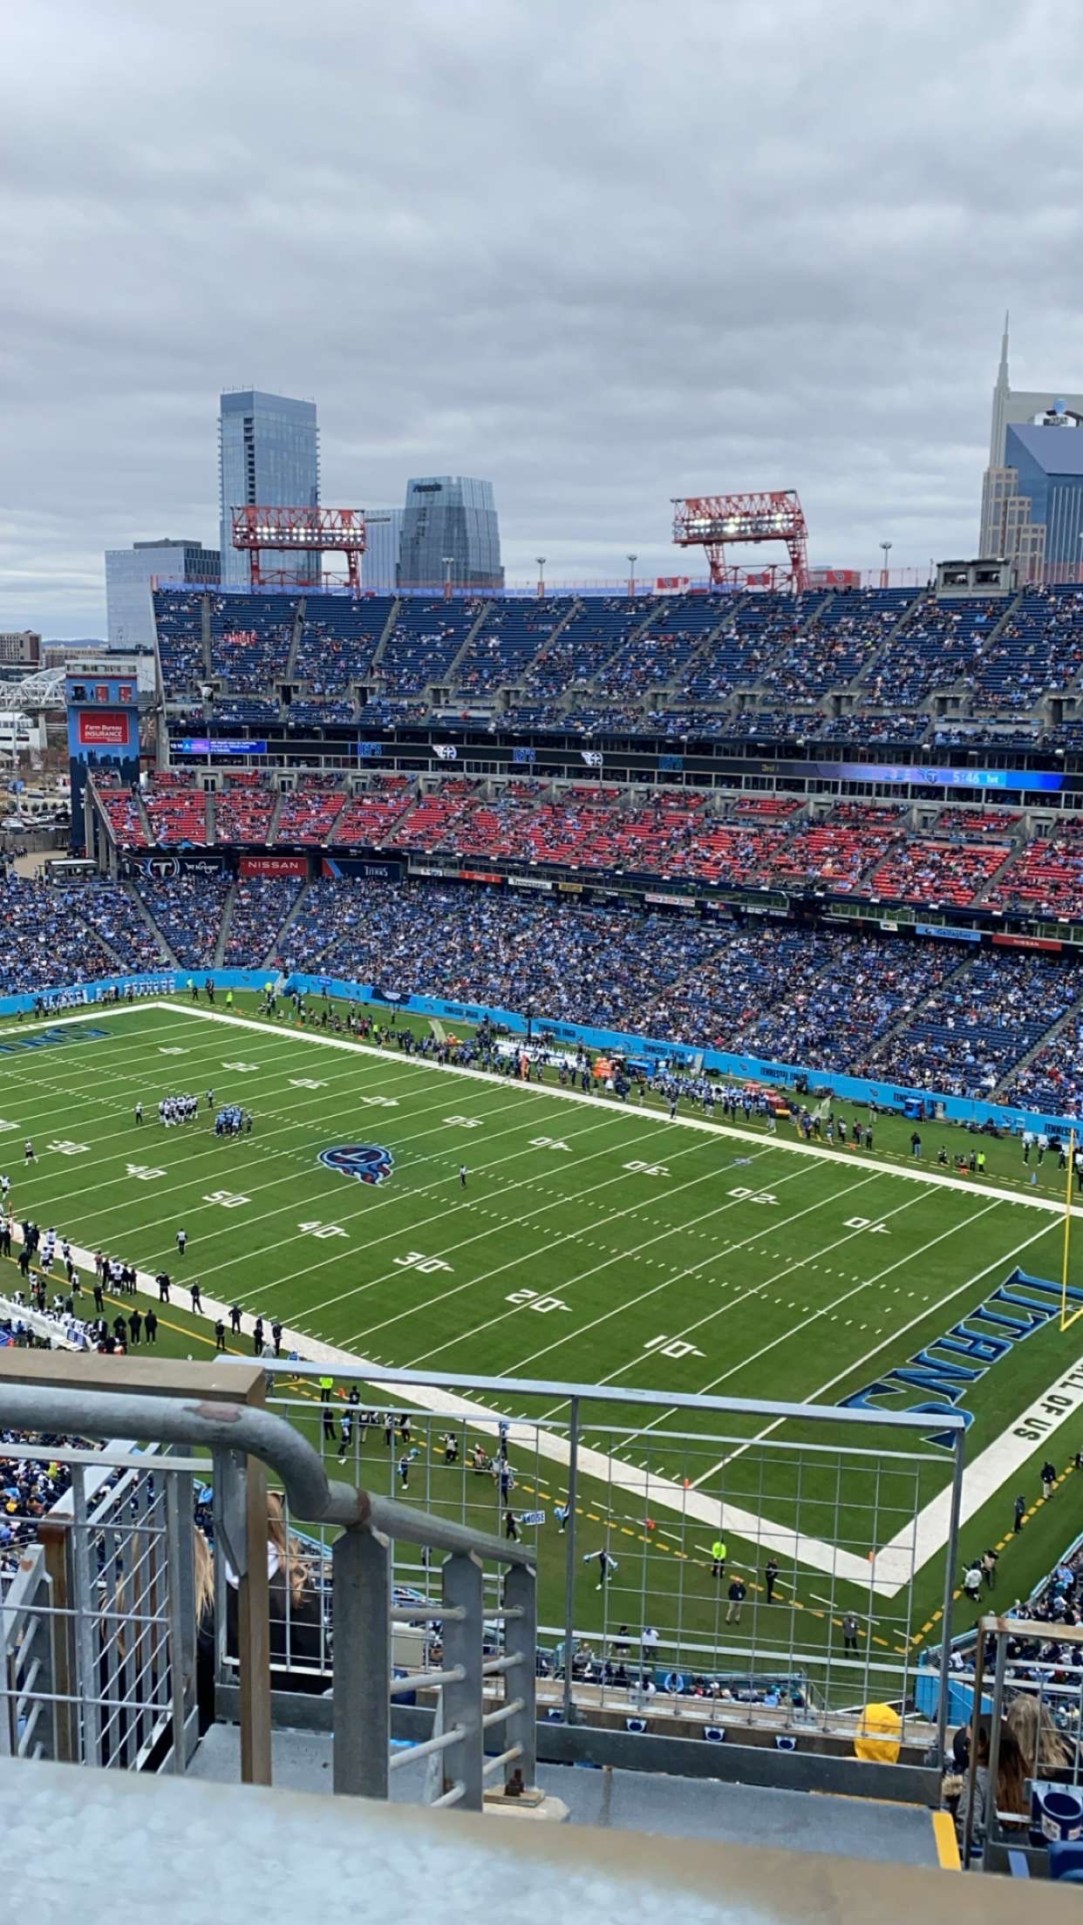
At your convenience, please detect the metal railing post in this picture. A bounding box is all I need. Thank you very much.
[501,1560,537,1791]
[935,1427,967,1766]
[562,1395,580,1723]
[332,1524,391,1798]
[442,1552,484,1812]
[38,1519,76,1764]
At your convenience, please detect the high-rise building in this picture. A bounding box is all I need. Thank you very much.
[398,477,503,592]
[362,508,404,593]
[218,390,319,587]
[979,320,1083,575]
[105,539,220,650]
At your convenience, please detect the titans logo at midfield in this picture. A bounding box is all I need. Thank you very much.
[319,1144,395,1186]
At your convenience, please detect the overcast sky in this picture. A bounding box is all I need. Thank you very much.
[2,0,1080,633]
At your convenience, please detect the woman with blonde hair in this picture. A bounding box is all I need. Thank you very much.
[1006,1693,1070,1779]
[225,1490,325,1684]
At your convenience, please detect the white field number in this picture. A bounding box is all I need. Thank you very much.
[299,1220,348,1239]
[0,1122,17,1134]
[394,1251,452,1274]
[203,1190,249,1209]
[159,1046,188,1056]
[360,1095,398,1108]
[729,1187,778,1205]
[506,1288,570,1313]
[222,1061,259,1073]
[844,1217,888,1233]
[530,1137,572,1152]
[289,1078,326,1090]
[48,1141,88,1156]
[445,1115,482,1128]
[624,1160,670,1177]
[127,1164,165,1182]
[644,1334,705,1360]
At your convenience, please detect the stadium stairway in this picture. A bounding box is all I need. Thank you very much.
[125,882,180,966]
[213,879,237,967]
[973,837,1028,905]
[444,598,496,686]
[267,878,311,964]
[507,596,584,690]
[264,787,285,845]
[205,791,216,846]
[200,595,213,679]
[851,589,934,692]
[369,597,403,674]
[285,599,305,681]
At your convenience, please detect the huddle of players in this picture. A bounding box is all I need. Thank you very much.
[157,1094,200,1126]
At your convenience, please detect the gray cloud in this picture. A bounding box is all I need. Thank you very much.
[2,0,1081,631]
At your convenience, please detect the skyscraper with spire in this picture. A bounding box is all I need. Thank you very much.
[979,320,1083,569]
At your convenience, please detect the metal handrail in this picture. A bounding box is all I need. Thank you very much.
[0,1383,533,1562]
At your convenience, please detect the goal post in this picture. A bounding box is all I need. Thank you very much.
[1061,1130,1082,1332]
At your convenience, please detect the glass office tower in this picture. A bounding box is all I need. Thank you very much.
[105,539,220,648]
[398,477,503,591]
[218,390,320,586]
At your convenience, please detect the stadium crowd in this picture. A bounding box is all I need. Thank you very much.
[2,870,1083,1109]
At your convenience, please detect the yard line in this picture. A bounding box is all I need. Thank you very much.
[617,1197,1010,1468]
[38,1061,559,1228]
[414,1168,896,1375]
[205,1120,775,1314]
[384,1167,885,1363]
[152,1003,1083,1223]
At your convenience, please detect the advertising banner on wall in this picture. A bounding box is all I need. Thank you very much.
[239,854,308,879]
[66,672,141,851]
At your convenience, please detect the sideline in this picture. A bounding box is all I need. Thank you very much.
[8,997,1081,1596]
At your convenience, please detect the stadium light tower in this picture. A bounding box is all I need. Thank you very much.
[879,539,893,589]
[231,506,367,593]
[671,490,809,592]
[627,553,637,598]
[536,557,546,599]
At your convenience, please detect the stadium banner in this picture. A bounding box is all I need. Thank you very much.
[509,875,553,892]
[458,869,504,886]
[66,674,141,852]
[171,738,268,756]
[992,932,1064,953]
[126,853,226,879]
[915,922,982,943]
[239,854,308,878]
[357,742,384,759]
[806,760,1066,794]
[644,891,697,910]
[320,856,405,881]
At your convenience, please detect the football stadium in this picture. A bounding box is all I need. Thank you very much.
[4,548,1083,1871]
[9,4,1083,1900]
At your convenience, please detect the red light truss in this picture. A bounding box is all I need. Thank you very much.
[671,490,809,592]
[231,506,368,592]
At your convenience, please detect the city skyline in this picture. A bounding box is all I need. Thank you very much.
[5,1,1083,634]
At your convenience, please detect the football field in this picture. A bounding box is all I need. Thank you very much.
[4,995,1083,1690]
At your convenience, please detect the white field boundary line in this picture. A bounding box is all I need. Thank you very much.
[150,1003,1083,1224]
[504,1195,1010,1457]
[10,1007,752,1285]
[25,1053,619,1247]
[5,998,1082,1223]
[403,1171,909,1372]
[23,1215,882,1592]
[12,1002,1077,1596]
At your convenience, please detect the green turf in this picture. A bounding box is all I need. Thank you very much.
[4,993,1082,1698]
